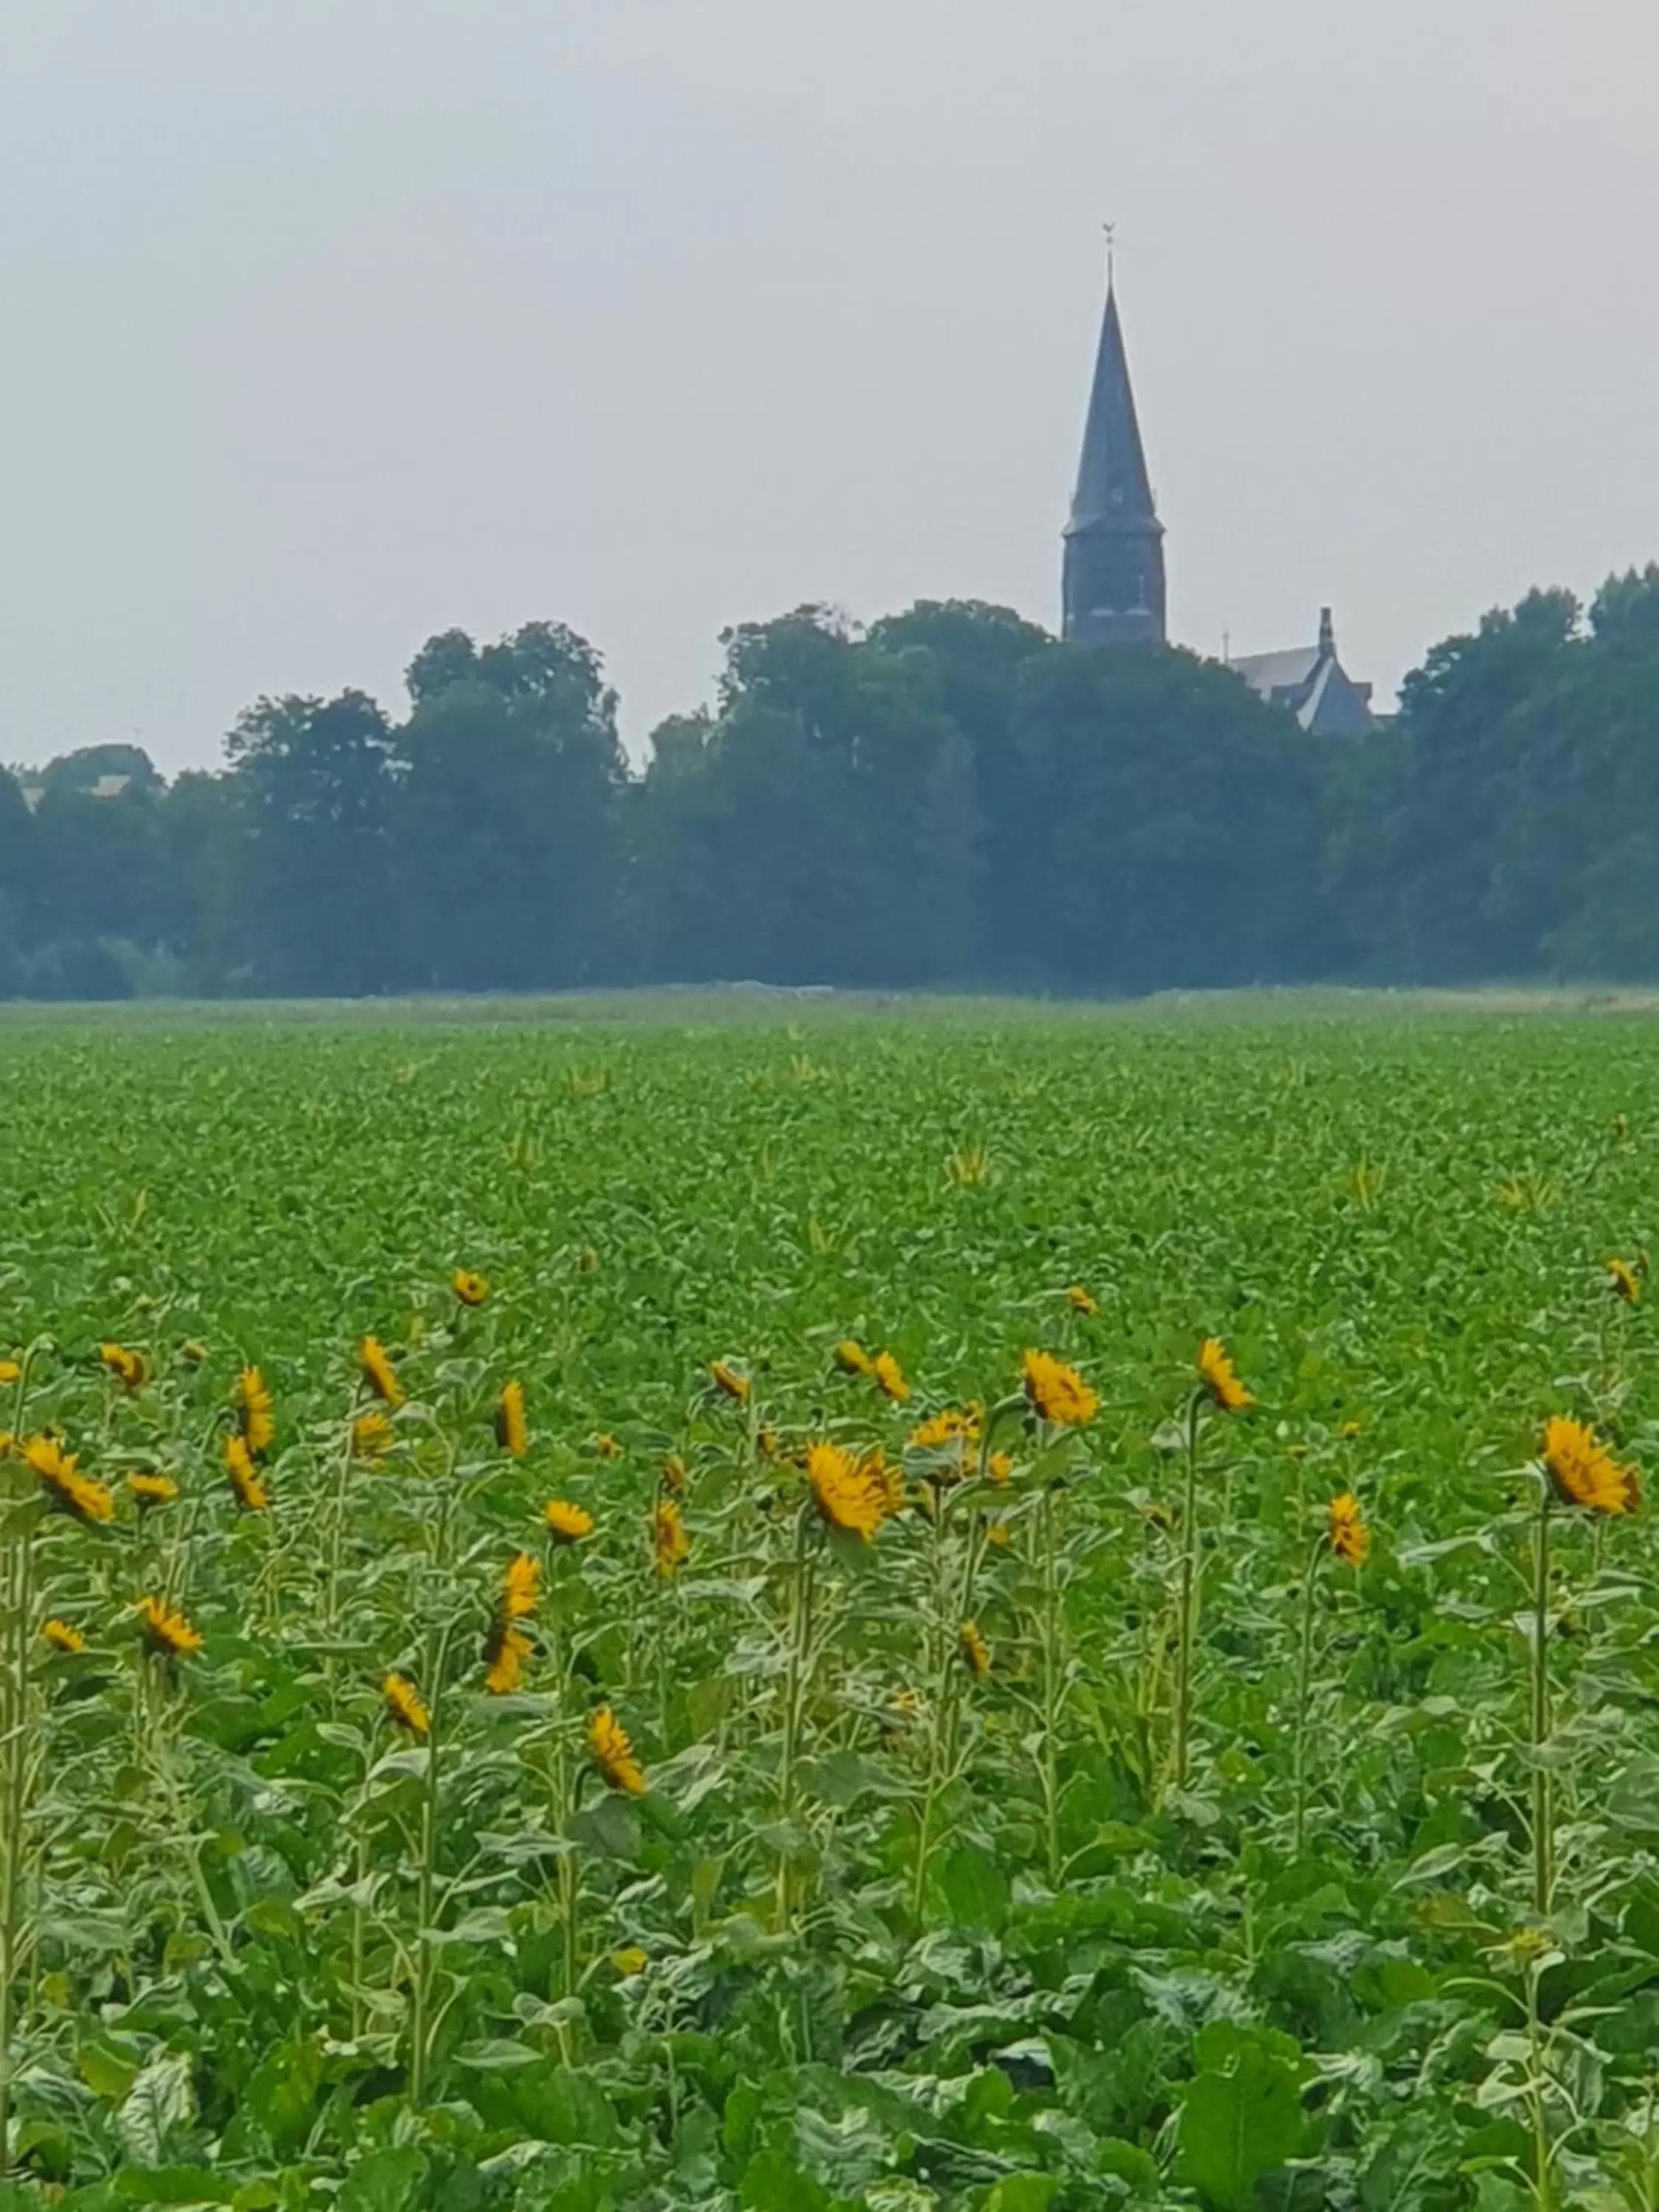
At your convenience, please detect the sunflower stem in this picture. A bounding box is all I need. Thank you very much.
[1531,1486,1553,1921]
[1172,1394,1203,1793]
[0,1515,36,2179]
[1291,1532,1324,1859]
[775,1509,815,1930]
[1037,1471,1064,1888]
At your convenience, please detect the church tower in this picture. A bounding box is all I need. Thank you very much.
[1062,276,1166,647]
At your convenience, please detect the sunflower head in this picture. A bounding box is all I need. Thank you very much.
[661,1453,687,1496]
[0,1359,21,1386]
[1021,1350,1099,1427]
[545,1498,595,1545]
[593,1433,622,1460]
[25,1436,115,1525]
[1328,1491,1371,1568]
[139,1596,204,1658]
[503,1551,540,1620]
[224,1433,270,1512]
[959,1619,992,1678]
[710,1360,751,1403]
[589,1705,647,1795]
[383,1671,430,1734]
[833,1340,874,1377]
[482,1623,532,1695]
[360,1336,405,1408]
[1542,1416,1641,1517]
[100,1343,147,1391]
[43,1617,86,1654]
[495,1380,529,1457]
[872,1352,910,1404]
[655,1498,692,1579]
[129,1472,179,1510]
[452,1269,490,1308]
[807,1441,889,1541]
[1197,1338,1253,1413]
[236,1366,275,1456]
[1066,1284,1100,1317]
[1607,1257,1642,1305]
[353,1411,395,1458]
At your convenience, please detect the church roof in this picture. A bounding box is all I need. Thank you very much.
[1065,285,1161,538]
[1228,612,1375,737]
[1228,646,1321,695]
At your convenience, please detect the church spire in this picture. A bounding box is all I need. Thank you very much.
[1062,264,1166,647]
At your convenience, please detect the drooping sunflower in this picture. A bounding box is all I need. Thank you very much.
[482,1623,532,1695]
[495,1380,529,1457]
[1197,1338,1253,1413]
[1541,1416,1641,1517]
[709,1360,751,1403]
[589,1705,648,1795]
[0,1358,21,1386]
[139,1596,204,1658]
[865,1449,905,1521]
[1066,1284,1100,1316]
[1607,1257,1642,1305]
[504,1551,540,1620]
[959,1619,992,1678]
[24,1436,115,1525]
[359,1336,404,1408]
[908,1405,981,1477]
[100,1343,146,1391]
[236,1366,276,1456]
[593,1433,622,1460]
[353,1411,395,1458]
[807,1441,888,1542]
[545,1498,595,1544]
[224,1433,270,1513]
[129,1471,179,1510]
[451,1269,490,1308]
[1020,1350,1099,1427]
[383,1672,431,1734]
[42,1617,86,1654]
[655,1498,692,1579]
[661,1453,687,1495]
[1328,1491,1371,1568]
[988,1450,1013,1484]
[872,1352,910,1404]
[833,1340,874,1377]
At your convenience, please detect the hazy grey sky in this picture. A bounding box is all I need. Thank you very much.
[4,0,1656,773]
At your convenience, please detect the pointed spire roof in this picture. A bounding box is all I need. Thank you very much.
[1065,283,1161,538]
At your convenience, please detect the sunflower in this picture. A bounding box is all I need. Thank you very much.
[909,1406,981,1455]
[224,1433,269,1513]
[593,1433,622,1460]
[959,1619,992,1677]
[0,1359,20,1386]
[1607,1257,1642,1305]
[1329,1492,1371,1568]
[709,1360,750,1402]
[139,1596,204,1658]
[833,1340,874,1377]
[24,1436,114,1525]
[383,1672,430,1733]
[872,1352,910,1404]
[655,1498,692,1579]
[807,1441,888,1541]
[452,1269,489,1307]
[1197,1338,1253,1413]
[504,1551,540,1620]
[100,1343,146,1390]
[42,1617,86,1654]
[661,1453,687,1495]
[1340,1419,1363,1441]
[865,1449,905,1520]
[1066,1284,1100,1316]
[988,1450,1013,1484]
[359,1336,404,1408]
[589,1705,647,1795]
[236,1366,275,1456]
[482,1623,532,1695]
[611,1946,648,1977]
[986,1519,1010,1548]
[180,1340,209,1366]
[545,1498,595,1544]
[1541,1416,1641,1517]
[352,1411,395,1458]
[129,1472,179,1509]
[495,1380,529,1457]
[1020,1350,1099,1427]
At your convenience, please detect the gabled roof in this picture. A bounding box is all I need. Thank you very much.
[1065,286,1161,538]
[1228,646,1321,696]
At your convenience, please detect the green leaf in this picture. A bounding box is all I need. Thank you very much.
[337,2149,429,2212]
[113,2169,237,2205]
[934,1843,1009,1933]
[984,2182,1062,2212]
[1177,2028,1306,2211]
[116,2053,196,2168]
[739,2150,829,2211]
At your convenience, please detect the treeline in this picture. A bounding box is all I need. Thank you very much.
[3,571,1658,999]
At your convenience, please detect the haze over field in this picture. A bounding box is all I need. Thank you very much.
[4,0,1656,769]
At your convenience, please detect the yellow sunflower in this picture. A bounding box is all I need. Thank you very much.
[383,1672,430,1734]
[909,1406,981,1455]
[872,1352,910,1404]
[661,1453,687,1495]
[352,1411,395,1458]
[710,1360,751,1402]
[100,1343,146,1390]
[545,1498,595,1544]
[655,1498,692,1579]
[1541,1416,1641,1517]
[1020,1350,1099,1427]
[128,1472,179,1509]
[1066,1284,1099,1316]
[959,1620,992,1678]
[1328,1491,1371,1568]
[495,1380,529,1457]
[0,1359,21,1386]
[807,1441,888,1542]
[42,1617,86,1654]
[360,1336,404,1408]
[589,1705,648,1795]
[139,1596,204,1658]
[452,1268,490,1307]
[833,1340,874,1377]
[1197,1338,1253,1413]
[24,1436,114,1525]
[593,1433,622,1460]
[504,1551,540,1620]
[482,1623,532,1695]
[224,1433,269,1512]
[1607,1257,1642,1304]
[236,1366,275,1456]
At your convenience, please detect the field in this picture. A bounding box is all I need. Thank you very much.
[3,999,1659,2211]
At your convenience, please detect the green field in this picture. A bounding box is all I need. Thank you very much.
[3,1001,1658,2210]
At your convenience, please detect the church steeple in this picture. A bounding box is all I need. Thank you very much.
[1062,272,1166,647]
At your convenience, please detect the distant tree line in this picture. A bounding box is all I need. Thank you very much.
[3,569,1658,999]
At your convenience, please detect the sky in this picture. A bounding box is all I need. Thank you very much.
[3,0,1657,773]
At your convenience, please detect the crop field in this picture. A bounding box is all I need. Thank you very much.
[4,1001,1659,2211]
